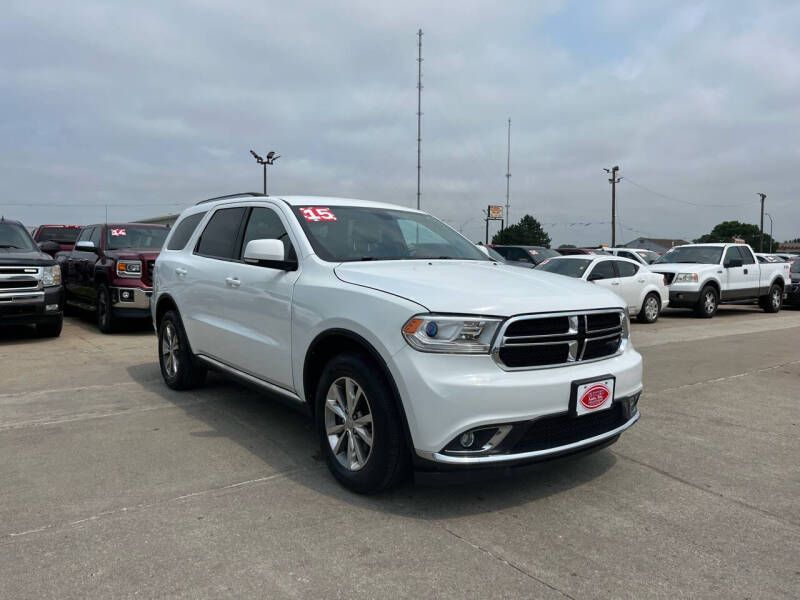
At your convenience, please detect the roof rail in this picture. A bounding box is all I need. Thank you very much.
[196,192,267,205]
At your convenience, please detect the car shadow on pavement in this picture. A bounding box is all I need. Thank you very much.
[127,361,617,519]
[65,312,155,335]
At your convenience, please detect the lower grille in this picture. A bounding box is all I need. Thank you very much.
[512,403,627,453]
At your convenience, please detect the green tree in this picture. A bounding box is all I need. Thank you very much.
[695,220,778,251]
[492,215,552,247]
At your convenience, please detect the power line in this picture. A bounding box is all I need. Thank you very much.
[622,178,754,208]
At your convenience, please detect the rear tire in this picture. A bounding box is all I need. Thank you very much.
[36,316,63,338]
[694,285,718,318]
[96,284,117,333]
[158,310,207,390]
[760,284,782,313]
[637,292,661,323]
[315,353,408,495]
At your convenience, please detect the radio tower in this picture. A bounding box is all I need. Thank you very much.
[416,28,423,210]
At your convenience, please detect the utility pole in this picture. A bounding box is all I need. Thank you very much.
[505,118,511,226]
[416,29,423,210]
[757,193,766,252]
[604,166,621,246]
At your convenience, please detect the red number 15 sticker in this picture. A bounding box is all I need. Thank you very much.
[300,207,337,222]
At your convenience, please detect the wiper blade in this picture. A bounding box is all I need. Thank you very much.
[0,244,20,248]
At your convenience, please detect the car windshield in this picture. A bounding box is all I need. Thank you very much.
[637,250,659,264]
[792,261,800,273]
[527,247,560,263]
[484,246,506,262]
[655,246,723,264]
[0,223,36,251]
[536,257,592,278]
[37,227,81,243]
[106,226,169,250]
[293,206,490,262]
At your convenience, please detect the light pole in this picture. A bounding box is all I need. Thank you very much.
[604,166,621,246]
[250,150,280,195]
[765,212,774,252]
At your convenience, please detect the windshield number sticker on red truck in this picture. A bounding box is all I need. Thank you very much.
[575,378,614,416]
[111,228,127,236]
[300,207,337,222]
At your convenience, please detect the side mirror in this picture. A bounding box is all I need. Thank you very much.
[243,239,297,271]
[38,241,61,255]
[725,258,743,268]
[75,240,97,252]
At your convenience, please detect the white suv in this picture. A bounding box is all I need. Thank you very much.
[152,194,643,493]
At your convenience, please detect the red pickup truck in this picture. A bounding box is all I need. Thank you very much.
[32,225,83,256]
[57,223,169,332]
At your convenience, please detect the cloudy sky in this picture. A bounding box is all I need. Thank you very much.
[1,0,798,246]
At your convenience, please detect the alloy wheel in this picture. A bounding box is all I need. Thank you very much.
[161,322,179,378]
[704,291,716,314]
[771,288,781,309]
[324,376,374,471]
[645,296,659,321]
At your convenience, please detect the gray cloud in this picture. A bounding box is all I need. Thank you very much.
[0,0,797,245]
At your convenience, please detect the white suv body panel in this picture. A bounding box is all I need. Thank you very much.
[154,196,643,466]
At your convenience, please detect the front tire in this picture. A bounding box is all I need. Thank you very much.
[96,284,117,333]
[315,353,407,494]
[760,284,783,313]
[694,285,718,318]
[158,310,207,390]
[637,292,661,323]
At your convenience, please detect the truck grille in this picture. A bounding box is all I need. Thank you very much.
[493,310,626,370]
[654,272,675,285]
[0,280,38,289]
[0,267,40,292]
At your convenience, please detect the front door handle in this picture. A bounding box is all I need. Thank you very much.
[175,268,187,277]
[225,277,241,288]
[743,268,748,274]
[611,281,620,286]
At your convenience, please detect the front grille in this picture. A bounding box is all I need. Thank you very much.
[494,310,625,370]
[512,403,627,453]
[0,280,38,290]
[654,272,675,285]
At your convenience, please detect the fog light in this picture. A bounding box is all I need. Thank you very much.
[120,290,134,302]
[459,432,475,448]
[45,304,59,312]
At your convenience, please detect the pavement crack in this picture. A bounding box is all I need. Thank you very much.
[654,359,800,395]
[441,525,578,600]
[612,450,799,529]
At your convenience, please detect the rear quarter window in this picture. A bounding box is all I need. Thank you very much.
[167,212,206,251]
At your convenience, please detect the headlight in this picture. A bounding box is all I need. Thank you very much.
[41,265,61,286]
[674,273,698,282]
[402,314,502,354]
[116,260,142,278]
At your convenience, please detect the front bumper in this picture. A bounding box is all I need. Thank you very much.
[0,286,63,325]
[389,344,643,465]
[110,286,152,312]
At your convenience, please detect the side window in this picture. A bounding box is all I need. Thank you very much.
[240,207,294,260]
[618,251,635,261]
[724,246,741,266]
[492,247,510,259]
[77,227,93,243]
[167,212,206,251]
[738,246,755,264]
[90,226,103,247]
[506,248,531,263]
[589,260,616,280]
[196,207,247,260]
[615,260,639,278]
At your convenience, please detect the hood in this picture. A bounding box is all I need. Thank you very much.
[0,248,55,266]
[649,263,715,274]
[333,260,625,316]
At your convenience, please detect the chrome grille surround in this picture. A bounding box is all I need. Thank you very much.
[491,308,628,371]
[0,266,42,293]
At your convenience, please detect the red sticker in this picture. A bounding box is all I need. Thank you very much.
[580,384,610,410]
[300,207,337,222]
[111,228,127,236]
[528,249,539,255]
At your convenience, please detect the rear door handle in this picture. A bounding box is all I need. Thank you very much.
[175,268,187,277]
[225,277,241,288]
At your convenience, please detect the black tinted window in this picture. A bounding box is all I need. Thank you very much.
[737,246,755,264]
[77,227,93,243]
[589,261,616,280]
[724,247,741,265]
[196,208,246,259]
[0,223,36,251]
[537,258,592,278]
[492,247,510,259]
[615,260,638,277]
[90,226,102,247]
[167,212,206,251]
[241,207,293,260]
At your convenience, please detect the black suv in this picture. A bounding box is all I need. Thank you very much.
[488,245,560,267]
[0,218,64,337]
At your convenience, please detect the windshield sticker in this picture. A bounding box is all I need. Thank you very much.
[111,228,127,236]
[300,207,337,222]
[528,249,538,255]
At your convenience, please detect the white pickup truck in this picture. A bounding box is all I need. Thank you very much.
[152,194,643,493]
[650,243,789,317]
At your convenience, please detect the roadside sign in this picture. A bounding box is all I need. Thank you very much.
[488,205,503,219]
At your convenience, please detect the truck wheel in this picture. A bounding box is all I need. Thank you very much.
[761,284,783,313]
[158,310,207,390]
[637,293,661,323]
[96,284,117,333]
[36,316,63,338]
[694,285,718,318]
[315,353,408,494]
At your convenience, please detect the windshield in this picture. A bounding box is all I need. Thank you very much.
[637,250,659,264]
[484,246,506,262]
[106,226,169,250]
[536,257,592,278]
[655,245,723,265]
[37,227,82,243]
[293,206,490,262]
[0,223,37,251]
[527,247,560,264]
[792,260,800,273]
